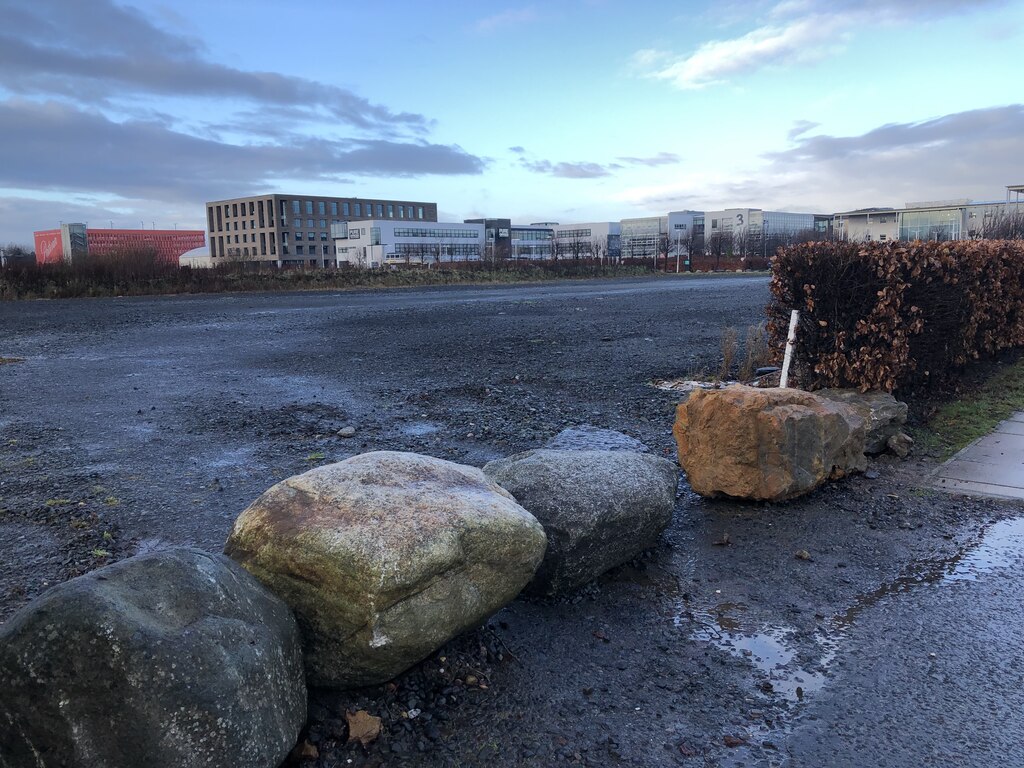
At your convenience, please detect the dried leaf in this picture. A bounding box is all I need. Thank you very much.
[346,710,382,747]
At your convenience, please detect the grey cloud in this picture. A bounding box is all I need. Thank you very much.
[509,146,526,154]
[0,100,485,203]
[0,0,427,132]
[616,152,681,167]
[787,120,819,140]
[520,159,611,179]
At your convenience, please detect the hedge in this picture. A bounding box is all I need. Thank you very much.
[768,239,1024,393]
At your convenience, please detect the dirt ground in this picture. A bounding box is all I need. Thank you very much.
[2,276,1022,767]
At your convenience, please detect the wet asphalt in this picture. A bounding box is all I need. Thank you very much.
[2,274,1023,767]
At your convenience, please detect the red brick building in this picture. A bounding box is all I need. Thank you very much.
[33,225,206,265]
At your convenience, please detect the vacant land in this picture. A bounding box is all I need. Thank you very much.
[2,275,1022,767]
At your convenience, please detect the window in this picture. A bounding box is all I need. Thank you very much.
[417,206,424,220]
[232,203,238,217]
[307,219,314,228]
[343,202,350,216]
[295,231,302,240]
[242,220,247,229]
[319,219,327,228]
[354,203,361,216]
[318,201,326,215]
[296,245,304,255]
[398,206,404,218]
[305,200,313,215]
[320,232,328,241]
[387,204,394,218]
[282,232,290,243]
[407,206,414,219]
[249,201,255,215]
[307,232,315,241]
[376,204,383,217]
[242,234,247,242]
[281,200,289,216]
[331,202,338,215]
[233,222,238,230]
[292,200,300,214]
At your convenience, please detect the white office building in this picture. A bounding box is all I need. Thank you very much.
[620,216,668,259]
[331,220,484,267]
[552,222,621,260]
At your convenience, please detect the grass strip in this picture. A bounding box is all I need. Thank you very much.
[912,357,1024,459]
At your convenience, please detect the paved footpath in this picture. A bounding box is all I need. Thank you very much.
[933,412,1024,499]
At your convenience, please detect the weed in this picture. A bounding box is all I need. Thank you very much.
[719,327,738,381]
[307,451,326,462]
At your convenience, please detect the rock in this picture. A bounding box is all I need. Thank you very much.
[483,449,677,596]
[887,431,914,458]
[224,451,546,689]
[337,425,357,438]
[0,548,306,768]
[815,389,908,454]
[544,426,650,453]
[673,385,867,501]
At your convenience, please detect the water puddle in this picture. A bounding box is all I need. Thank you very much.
[400,421,440,437]
[679,515,1024,704]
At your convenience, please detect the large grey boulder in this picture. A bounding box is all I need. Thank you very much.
[0,548,306,768]
[815,389,908,454]
[483,449,677,596]
[224,451,547,689]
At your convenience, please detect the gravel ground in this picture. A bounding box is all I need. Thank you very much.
[2,275,1022,767]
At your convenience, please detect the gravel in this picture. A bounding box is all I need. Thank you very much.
[2,276,1022,767]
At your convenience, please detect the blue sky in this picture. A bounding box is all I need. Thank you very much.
[1,0,1023,243]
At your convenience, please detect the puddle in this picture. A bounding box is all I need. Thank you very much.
[677,602,830,700]
[400,421,440,437]
[943,516,1024,583]
[679,516,1024,705]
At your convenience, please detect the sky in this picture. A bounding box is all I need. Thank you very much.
[1,0,1023,244]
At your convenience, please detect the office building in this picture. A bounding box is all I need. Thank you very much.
[552,222,621,260]
[206,193,438,267]
[33,224,205,265]
[332,220,484,268]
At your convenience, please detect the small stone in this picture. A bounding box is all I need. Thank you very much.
[795,549,812,561]
[337,426,357,438]
[864,469,880,480]
[465,675,478,686]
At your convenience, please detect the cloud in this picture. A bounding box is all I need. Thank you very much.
[635,0,1005,88]
[520,159,611,179]
[0,100,485,203]
[616,152,681,167]
[787,120,820,140]
[0,0,427,132]
[612,104,1024,214]
[474,7,539,33]
[508,146,526,154]
[519,151,680,179]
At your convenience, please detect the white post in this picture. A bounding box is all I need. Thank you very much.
[780,309,800,388]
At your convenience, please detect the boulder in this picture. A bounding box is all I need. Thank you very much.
[545,425,651,453]
[673,385,867,501]
[224,451,546,689]
[0,548,306,768]
[887,431,914,458]
[483,449,677,596]
[815,389,908,454]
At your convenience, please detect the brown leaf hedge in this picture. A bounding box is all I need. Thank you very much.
[768,239,1024,394]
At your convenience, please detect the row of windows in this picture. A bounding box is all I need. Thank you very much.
[395,244,481,256]
[511,230,552,241]
[280,199,427,220]
[210,199,272,233]
[392,228,479,239]
[555,228,592,239]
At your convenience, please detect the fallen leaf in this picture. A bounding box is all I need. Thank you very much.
[346,710,382,747]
